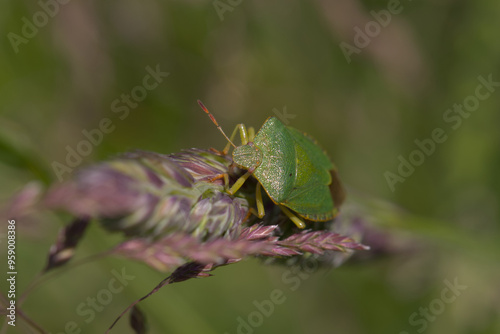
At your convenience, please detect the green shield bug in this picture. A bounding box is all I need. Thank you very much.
[198,100,345,229]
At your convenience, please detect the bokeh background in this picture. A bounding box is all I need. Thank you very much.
[1,0,499,333]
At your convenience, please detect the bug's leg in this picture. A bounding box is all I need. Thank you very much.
[247,126,256,142]
[201,173,231,192]
[244,182,265,220]
[279,206,306,229]
[228,170,252,195]
[222,124,249,154]
[238,124,249,145]
[248,182,265,218]
[204,173,226,183]
[242,209,254,223]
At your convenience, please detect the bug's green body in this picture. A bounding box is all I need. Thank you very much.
[233,116,338,222]
[198,100,343,227]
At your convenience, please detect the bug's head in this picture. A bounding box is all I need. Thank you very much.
[232,143,262,171]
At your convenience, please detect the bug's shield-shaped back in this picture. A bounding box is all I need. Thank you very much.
[252,117,296,201]
[281,127,337,221]
[250,117,341,222]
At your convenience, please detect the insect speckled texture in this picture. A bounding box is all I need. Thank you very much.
[199,101,344,228]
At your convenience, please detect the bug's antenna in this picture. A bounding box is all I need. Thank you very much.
[198,100,236,148]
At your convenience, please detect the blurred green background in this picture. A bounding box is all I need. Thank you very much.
[1,0,499,333]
